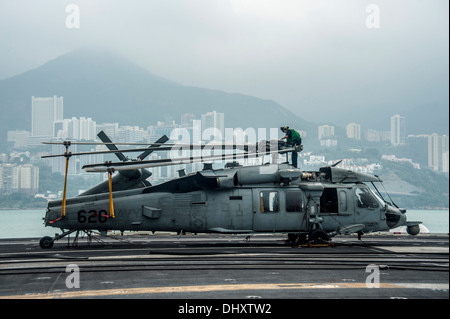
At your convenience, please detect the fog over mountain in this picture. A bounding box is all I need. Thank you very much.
[0,0,448,139]
[0,49,315,143]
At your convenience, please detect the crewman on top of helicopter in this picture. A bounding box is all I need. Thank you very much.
[280,126,302,168]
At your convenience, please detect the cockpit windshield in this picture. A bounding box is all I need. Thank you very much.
[355,186,383,208]
[368,188,385,206]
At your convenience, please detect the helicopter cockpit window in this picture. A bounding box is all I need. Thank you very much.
[356,187,379,209]
[286,191,304,212]
[260,191,279,213]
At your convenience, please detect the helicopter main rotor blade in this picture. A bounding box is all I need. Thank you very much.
[41,141,258,147]
[40,141,274,159]
[137,135,169,160]
[41,147,171,158]
[82,148,294,172]
[40,145,245,158]
[97,131,127,161]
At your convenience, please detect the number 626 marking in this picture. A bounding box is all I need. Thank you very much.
[77,210,109,223]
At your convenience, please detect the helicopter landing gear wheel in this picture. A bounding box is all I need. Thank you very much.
[39,236,54,249]
[309,229,329,243]
[288,233,307,245]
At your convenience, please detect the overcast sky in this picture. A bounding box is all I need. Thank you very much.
[0,0,448,130]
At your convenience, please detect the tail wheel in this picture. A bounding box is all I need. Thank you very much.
[39,236,54,249]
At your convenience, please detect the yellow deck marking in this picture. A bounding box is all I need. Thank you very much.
[0,282,409,299]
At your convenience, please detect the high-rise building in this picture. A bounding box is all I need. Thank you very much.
[428,133,440,171]
[56,117,97,141]
[181,113,195,127]
[97,123,119,140]
[0,163,39,195]
[79,117,96,140]
[442,135,449,173]
[442,151,449,173]
[148,121,180,142]
[17,164,39,195]
[0,164,16,195]
[7,130,30,148]
[365,129,390,142]
[390,114,406,146]
[68,117,79,140]
[428,133,449,172]
[201,111,225,139]
[118,126,145,143]
[318,125,334,140]
[31,96,63,137]
[346,123,361,140]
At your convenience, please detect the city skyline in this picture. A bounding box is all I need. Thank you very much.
[3,94,449,178]
[1,104,448,201]
[9,95,448,146]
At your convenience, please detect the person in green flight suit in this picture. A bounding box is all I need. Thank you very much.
[280,126,302,168]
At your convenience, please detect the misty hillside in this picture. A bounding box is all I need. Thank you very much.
[0,49,315,145]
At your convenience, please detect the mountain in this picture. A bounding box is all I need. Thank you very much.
[0,49,315,147]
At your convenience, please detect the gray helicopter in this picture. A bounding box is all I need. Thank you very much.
[38,131,422,249]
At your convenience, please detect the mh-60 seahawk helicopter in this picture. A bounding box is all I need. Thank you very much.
[38,130,422,249]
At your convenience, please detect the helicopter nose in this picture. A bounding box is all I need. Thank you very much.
[385,206,406,228]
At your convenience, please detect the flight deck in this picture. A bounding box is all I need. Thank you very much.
[0,233,447,301]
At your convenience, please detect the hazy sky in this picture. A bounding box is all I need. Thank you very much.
[0,0,448,130]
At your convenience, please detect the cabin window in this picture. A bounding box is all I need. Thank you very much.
[286,191,304,212]
[339,190,348,212]
[355,188,379,208]
[260,191,279,213]
[320,188,338,213]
